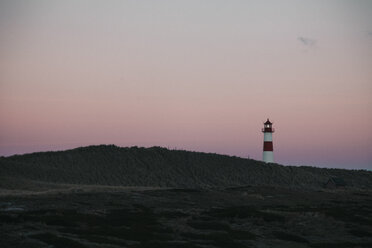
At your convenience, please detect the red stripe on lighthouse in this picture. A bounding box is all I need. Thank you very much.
[262,127,273,133]
[263,142,273,151]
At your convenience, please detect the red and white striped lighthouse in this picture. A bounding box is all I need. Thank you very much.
[262,118,274,163]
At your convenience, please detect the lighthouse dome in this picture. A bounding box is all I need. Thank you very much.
[264,119,272,125]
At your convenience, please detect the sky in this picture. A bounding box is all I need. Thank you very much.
[0,0,371,169]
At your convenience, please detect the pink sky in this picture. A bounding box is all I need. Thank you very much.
[1,1,371,169]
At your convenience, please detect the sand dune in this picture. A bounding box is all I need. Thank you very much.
[1,145,371,192]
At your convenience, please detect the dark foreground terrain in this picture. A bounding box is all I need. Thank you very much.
[1,186,372,248]
[1,146,372,247]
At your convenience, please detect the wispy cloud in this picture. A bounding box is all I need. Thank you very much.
[298,36,316,47]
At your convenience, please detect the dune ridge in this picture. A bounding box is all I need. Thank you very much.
[1,145,371,191]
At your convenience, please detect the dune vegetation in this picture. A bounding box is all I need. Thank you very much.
[1,145,371,192]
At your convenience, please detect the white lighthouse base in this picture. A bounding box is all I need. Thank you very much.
[263,151,274,163]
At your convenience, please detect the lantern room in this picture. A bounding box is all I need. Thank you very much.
[262,119,274,133]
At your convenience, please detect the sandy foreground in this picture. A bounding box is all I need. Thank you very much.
[1,185,372,248]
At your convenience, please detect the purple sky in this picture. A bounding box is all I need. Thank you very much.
[1,0,371,169]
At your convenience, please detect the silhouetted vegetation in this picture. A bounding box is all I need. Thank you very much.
[1,145,371,191]
[1,145,372,247]
[29,233,87,248]
[1,187,372,248]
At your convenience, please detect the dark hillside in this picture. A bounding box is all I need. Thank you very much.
[0,145,371,190]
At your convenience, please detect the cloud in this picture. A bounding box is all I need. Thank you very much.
[298,36,316,47]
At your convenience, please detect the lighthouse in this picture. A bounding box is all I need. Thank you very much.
[262,118,274,163]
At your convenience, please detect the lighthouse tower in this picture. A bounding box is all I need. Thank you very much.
[262,119,274,163]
